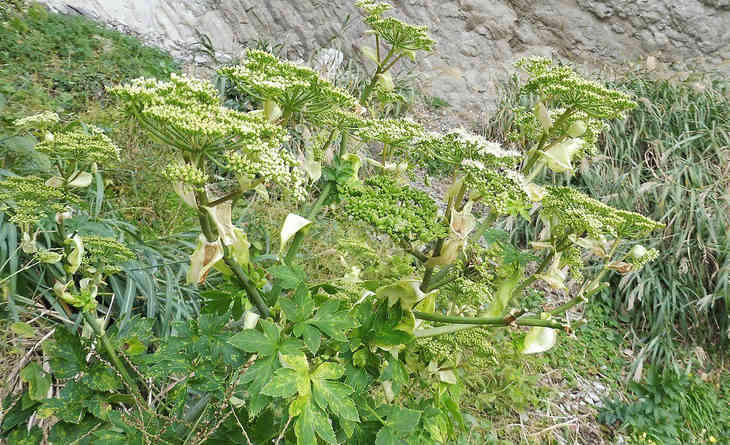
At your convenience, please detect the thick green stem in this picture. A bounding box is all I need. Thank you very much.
[208,190,243,207]
[83,312,140,395]
[193,188,270,317]
[284,182,334,265]
[222,245,271,318]
[338,132,349,159]
[420,238,443,292]
[413,311,563,334]
[360,47,395,103]
[513,250,555,298]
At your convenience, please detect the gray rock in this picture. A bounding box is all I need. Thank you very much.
[38,0,730,115]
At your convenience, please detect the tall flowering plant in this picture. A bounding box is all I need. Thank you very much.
[1,1,662,443]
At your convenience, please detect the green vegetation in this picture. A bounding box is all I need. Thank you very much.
[0,2,176,127]
[487,68,730,372]
[599,368,730,444]
[1,2,728,445]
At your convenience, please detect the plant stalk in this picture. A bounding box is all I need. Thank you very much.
[412,311,563,336]
[83,312,140,395]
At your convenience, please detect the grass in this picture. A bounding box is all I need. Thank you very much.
[0,2,177,128]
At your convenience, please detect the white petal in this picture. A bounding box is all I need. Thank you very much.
[280,213,311,253]
[522,326,557,354]
[173,182,198,208]
[68,171,93,188]
[45,176,65,188]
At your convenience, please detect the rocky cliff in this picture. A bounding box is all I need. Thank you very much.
[39,0,730,113]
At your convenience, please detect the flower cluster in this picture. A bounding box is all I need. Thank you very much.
[107,73,219,110]
[415,129,522,168]
[218,49,357,118]
[14,111,60,130]
[339,175,446,243]
[224,147,306,200]
[161,162,209,188]
[0,176,69,226]
[516,57,636,119]
[356,117,424,148]
[110,73,304,197]
[511,106,605,160]
[109,74,285,152]
[626,244,659,270]
[355,0,392,16]
[81,235,136,272]
[541,186,664,241]
[358,0,434,53]
[317,109,368,133]
[461,162,529,216]
[35,126,120,165]
[417,327,493,368]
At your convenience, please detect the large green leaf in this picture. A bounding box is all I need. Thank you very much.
[298,324,321,355]
[80,363,121,392]
[294,399,316,445]
[48,415,101,445]
[269,264,306,289]
[307,300,357,342]
[380,359,409,395]
[19,363,50,401]
[83,394,112,421]
[311,362,344,380]
[261,368,298,398]
[423,411,449,444]
[310,401,337,444]
[4,426,43,445]
[42,328,86,379]
[386,406,421,434]
[279,284,314,323]
[375,426,406,445]
[39,381,90,424]
[239,356,276,394]
[229,319,279,356]
[312,380,359,422]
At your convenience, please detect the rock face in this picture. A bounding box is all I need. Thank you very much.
[39,0,730,113]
